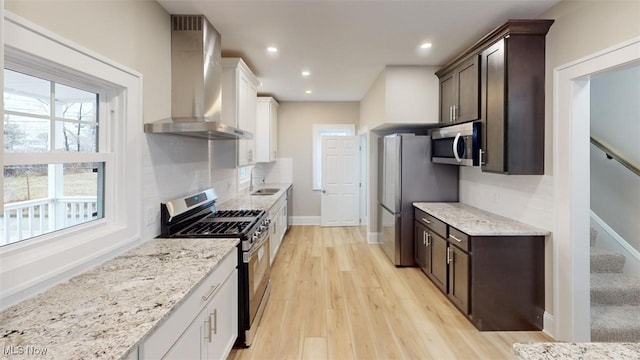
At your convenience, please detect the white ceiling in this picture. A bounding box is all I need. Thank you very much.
[157,0,560,102]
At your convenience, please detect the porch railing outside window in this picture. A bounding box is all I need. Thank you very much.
[1,197,98,245]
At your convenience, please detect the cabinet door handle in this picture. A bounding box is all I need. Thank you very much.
[449,106,453,122]
[212,309,218,335]
[204,317,211,342]
[446,247,451,264]
[453,105,458,120]
[449,234,463,243]
[423,231,426,245]
[421,217,431,224]
[479,149,485,165]
[202,283,221,302]
[426,233,431,246]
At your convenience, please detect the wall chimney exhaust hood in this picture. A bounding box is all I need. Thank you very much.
[144,15,252,140]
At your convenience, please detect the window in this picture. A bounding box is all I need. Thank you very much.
[2,67,106,245]
[312,124,355,190]
[1,12,142,306]
[238,165,250,190]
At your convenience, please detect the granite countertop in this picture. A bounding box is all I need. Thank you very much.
[513,342,640,359]
[217,182,292,211]
[0,238,238,360]
[413,202,550,236]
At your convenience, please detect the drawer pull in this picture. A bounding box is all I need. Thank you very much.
[421,217,432,224]
[212,309,218,335]
[202,283,221,302]
[449,235,463,243]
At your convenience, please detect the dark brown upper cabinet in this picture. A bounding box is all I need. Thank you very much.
[436,20,554,175]
[438,56,480,124]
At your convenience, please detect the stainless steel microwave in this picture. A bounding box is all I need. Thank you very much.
[431,121,481,166]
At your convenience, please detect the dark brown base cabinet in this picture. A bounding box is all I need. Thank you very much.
[415,208,544,331]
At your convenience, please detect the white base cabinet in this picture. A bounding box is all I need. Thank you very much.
[268,190,288,264]
[138,251,238,360]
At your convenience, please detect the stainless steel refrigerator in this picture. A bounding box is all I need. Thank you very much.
[379,133,459,266]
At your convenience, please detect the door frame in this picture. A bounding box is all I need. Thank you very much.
[359,133,368,227]
[553,36,640,341]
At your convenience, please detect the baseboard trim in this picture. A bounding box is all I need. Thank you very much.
[543,312,555,340]
[291,216,321,226]
[368,232,381,244]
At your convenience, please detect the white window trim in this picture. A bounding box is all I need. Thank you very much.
[0,12,143,309]
[312,124,356,190]
[0,0,4,216]
[238,165,251,191]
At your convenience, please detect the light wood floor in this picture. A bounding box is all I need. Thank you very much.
[229,226,552,360]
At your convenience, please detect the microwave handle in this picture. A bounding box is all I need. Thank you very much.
[453,133,462,163]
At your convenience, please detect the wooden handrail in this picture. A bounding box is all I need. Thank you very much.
[590,136,640,177]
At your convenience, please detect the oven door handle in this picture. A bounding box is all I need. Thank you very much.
[453,133,462,163]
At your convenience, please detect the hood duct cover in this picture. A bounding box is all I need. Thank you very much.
[144,15,252,140]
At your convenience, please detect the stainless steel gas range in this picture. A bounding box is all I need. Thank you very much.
[159,188,270,348]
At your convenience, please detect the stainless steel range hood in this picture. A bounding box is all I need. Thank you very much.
[144,15,252,140]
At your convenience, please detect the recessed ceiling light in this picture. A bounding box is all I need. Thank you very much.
[420,42,432,49]
[267,47,278,53]
[301,70,311,77]
[305,90,312,94]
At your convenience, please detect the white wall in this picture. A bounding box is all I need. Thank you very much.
[385,66,439,125]
[360,71,385,130]
[359,66,440,130]
[360,72,385,240]
[590,63,640,253]
[277,101,359,219]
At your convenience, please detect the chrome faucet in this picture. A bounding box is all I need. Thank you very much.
[249,166,264,192]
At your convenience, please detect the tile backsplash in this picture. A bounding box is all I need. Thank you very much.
[141,135,238,240]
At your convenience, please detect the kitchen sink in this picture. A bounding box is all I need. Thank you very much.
[251,188,280,196]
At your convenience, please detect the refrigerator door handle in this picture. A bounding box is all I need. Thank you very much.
[380,202,398,216]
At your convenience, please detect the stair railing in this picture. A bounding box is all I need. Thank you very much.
[590,136,640,177]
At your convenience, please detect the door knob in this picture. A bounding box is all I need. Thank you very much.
[322,190,326,193]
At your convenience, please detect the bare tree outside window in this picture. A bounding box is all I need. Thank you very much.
[2,68,103,246]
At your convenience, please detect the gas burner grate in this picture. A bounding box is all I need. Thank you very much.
[182,221,252,236]
[208,209,264,218]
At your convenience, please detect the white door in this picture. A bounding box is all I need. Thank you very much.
[321,136,359,227]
